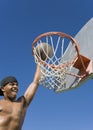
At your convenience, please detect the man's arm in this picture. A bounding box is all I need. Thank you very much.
[24,65,41,107]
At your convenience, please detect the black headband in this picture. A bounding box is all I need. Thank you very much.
[0,76,18,96]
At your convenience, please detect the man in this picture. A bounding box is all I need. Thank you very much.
[0,65,41,130]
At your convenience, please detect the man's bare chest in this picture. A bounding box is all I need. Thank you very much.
[0,101,25,118]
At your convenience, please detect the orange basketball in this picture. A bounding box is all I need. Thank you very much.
[35,43,53,61]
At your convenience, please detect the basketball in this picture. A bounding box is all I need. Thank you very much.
[35,43,53,61]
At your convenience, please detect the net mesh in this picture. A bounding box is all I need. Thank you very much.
[33,32,81,92]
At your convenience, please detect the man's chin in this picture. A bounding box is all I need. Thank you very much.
[9,96,16,101]
[9,93,17,101]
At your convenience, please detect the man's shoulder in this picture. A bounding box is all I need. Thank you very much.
[16,96,26,107]
[0,99,3,103]
[17,96,26,102]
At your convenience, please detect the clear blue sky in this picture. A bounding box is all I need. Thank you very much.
[0,0,93,130]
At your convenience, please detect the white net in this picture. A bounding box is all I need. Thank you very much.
[32,32,81,92]
[39,64,70,91]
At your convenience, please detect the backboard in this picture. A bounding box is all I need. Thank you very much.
[75,17,93,61]
[32,18,93,92]
[57,17,93,92]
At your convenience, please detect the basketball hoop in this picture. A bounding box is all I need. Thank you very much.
[32,32,90,92]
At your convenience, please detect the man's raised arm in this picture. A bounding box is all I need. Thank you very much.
[24,65,41,107]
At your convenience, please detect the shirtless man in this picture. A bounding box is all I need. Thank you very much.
[0,65,41,130]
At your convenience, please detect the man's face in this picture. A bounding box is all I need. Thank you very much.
[2,82,18,101]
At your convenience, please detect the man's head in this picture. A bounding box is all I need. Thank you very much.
[0,76,18,100]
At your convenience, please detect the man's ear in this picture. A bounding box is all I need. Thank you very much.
[1,86,5,92]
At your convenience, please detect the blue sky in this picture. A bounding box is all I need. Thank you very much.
[0,0,93,130]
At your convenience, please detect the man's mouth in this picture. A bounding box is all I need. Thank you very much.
[11,88,18,93]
